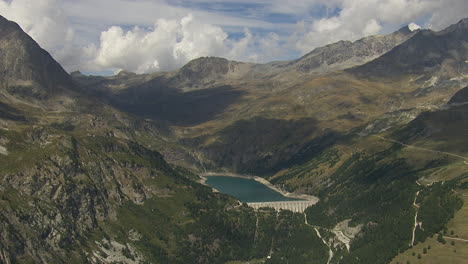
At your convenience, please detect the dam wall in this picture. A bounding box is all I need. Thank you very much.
[247,200,316,213]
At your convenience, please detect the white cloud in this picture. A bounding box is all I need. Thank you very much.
[363,19,382,36]
[86,13,296,73]
[0,0,94,71]
[408,22,421,32]
[424,0,468,30]
[314,17,342,33]
[0,0,71,51]
[88,14,262,73]
[227,28,255,61]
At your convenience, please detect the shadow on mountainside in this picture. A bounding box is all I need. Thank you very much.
[110,84,246,126]
[185,117,342,175]
[0,102,26,121]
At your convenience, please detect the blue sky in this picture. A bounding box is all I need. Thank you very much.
[1,0,468,74]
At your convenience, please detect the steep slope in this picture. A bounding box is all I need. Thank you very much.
[0,15,332,264]
[265,83,467,264]
[0,16,73,101]
[352,18,468,77]
[449,85,468,104]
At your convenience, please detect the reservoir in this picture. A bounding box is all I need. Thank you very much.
[204,176,302,203]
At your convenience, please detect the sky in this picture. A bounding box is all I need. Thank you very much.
[0,0,467,75]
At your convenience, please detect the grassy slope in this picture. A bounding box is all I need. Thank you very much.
[264,125,466,263]
[0,98,331,263]
[68,70,468,263]
[390,190,468,264]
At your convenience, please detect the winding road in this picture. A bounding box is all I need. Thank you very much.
[372,135,468,162]
[372,136,468,247]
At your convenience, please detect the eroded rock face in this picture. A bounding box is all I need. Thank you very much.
[290,25,418,74]
[170,57,253,90]
[91,239,145,264]
[0,124,181,263]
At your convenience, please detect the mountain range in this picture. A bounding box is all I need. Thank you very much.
[0,14,467,264]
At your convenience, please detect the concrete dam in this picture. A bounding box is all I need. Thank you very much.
[247,200,317,213]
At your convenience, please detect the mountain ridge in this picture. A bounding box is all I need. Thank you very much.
[91,23,419,94]
[351,18,468,77]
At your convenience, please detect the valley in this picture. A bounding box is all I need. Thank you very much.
[0,11,467,264]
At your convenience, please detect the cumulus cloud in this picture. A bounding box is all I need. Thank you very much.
[0,0,95,71]
[87,14,268,73]
[363,19,382,36]
[226,30,284,63]
[0,0,71,50]
[408,22,421,32]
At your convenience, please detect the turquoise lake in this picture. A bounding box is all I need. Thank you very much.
[204,176,302,203]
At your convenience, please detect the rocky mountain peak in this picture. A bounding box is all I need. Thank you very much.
[171,56,252,90]
[179,57,233,77]
[288,26,418,74]
[116,70,138,78]
[351,17,468,76]
[0,14,21,33]
[0,15,73,100]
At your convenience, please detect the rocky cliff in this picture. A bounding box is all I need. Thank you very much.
[288,25,418,74]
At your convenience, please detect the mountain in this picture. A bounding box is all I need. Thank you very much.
[76,17,467,263]
[74,24,418,97]
[352,18,468,77]
[285,25,418,74]
[2,13,468,264]
[170,57,254,91]
[2,16,329,264]
[70,20,467,176]
[0,16,73,101]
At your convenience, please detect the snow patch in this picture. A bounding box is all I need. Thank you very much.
[408,23,421,32]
